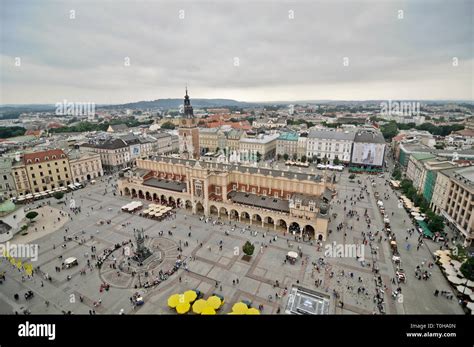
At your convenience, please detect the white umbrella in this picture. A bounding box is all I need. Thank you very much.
[466,302,474,312]
[447,275,464,284]
[469,293,474,301]
[456,286,473,295]
[444,268,458,276]
[451,260,463,269]
[287,251,298,259]
[465,280,474,288]
[440,259,451,266]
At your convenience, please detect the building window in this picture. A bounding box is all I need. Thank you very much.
[215,186,221,195]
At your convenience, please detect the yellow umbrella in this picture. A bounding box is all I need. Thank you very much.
[207,296,222,310]
[184,290,198,303]
[168,294,182,308]
[192,299,207,314]
[232,302,248,314]
[201,306,216,315]
[246,308,260,315]
[176,302,191,314]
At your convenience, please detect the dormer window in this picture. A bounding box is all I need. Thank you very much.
[52,155,57,159]
[35,158,40,162]
[45,156,49,160]
[27,160,32,164]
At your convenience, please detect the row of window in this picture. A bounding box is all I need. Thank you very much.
[230,184,290,199]
[32,174,68,186]
[31,167,68,178]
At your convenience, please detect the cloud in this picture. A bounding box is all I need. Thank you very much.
[1,0,472,103]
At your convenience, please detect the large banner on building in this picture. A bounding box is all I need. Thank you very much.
[352,143,385,166]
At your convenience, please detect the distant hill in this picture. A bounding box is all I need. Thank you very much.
[108,98,256,109]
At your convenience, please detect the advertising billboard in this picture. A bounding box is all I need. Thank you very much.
[352,143,385,166]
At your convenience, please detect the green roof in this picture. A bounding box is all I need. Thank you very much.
[411,153,436,161]
[416,220,433,238]
[278,132,299,141]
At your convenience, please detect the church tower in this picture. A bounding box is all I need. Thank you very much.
[178,87,200,159]
[184,87,194,118]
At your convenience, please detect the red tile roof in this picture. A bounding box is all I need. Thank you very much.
[454,129,474,137]
[23,149,67,164]
[25,130,42,136]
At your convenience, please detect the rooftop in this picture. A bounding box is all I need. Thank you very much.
[444,166,474,190]
[278,132,299,141]
[354,130,385,144]
[148,156,324,182]
[143,177,187,192]
[23,149,67,164]
[240,133,279,144]
[82,138,128,150]
[108,124,129,132]
[228,191,290,213]
[411,152,436,161]
[308,129,356,141]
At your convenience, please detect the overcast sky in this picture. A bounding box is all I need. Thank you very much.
[1,0,473,104]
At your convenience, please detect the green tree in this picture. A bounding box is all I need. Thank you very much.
[392,167,402,180]
[333,156,340,165]
[242,241,255,256]
[381,121,398,141]
[283,153,289,161]
[0,126,26,138]
[25,211,38,223]
[292,153,298,161]
[53,192,64,200]
[460,257,474,281]
[301,155,307,163]
[427,214,444,234]
[277,154,282,161]
[161,121,176,130]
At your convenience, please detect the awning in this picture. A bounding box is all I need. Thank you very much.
[416,220,433,239]
[287,251,298,258]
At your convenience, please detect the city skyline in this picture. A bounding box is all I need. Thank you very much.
[1,0,473,104]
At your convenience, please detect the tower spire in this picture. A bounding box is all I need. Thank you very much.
[183,86,193,118]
